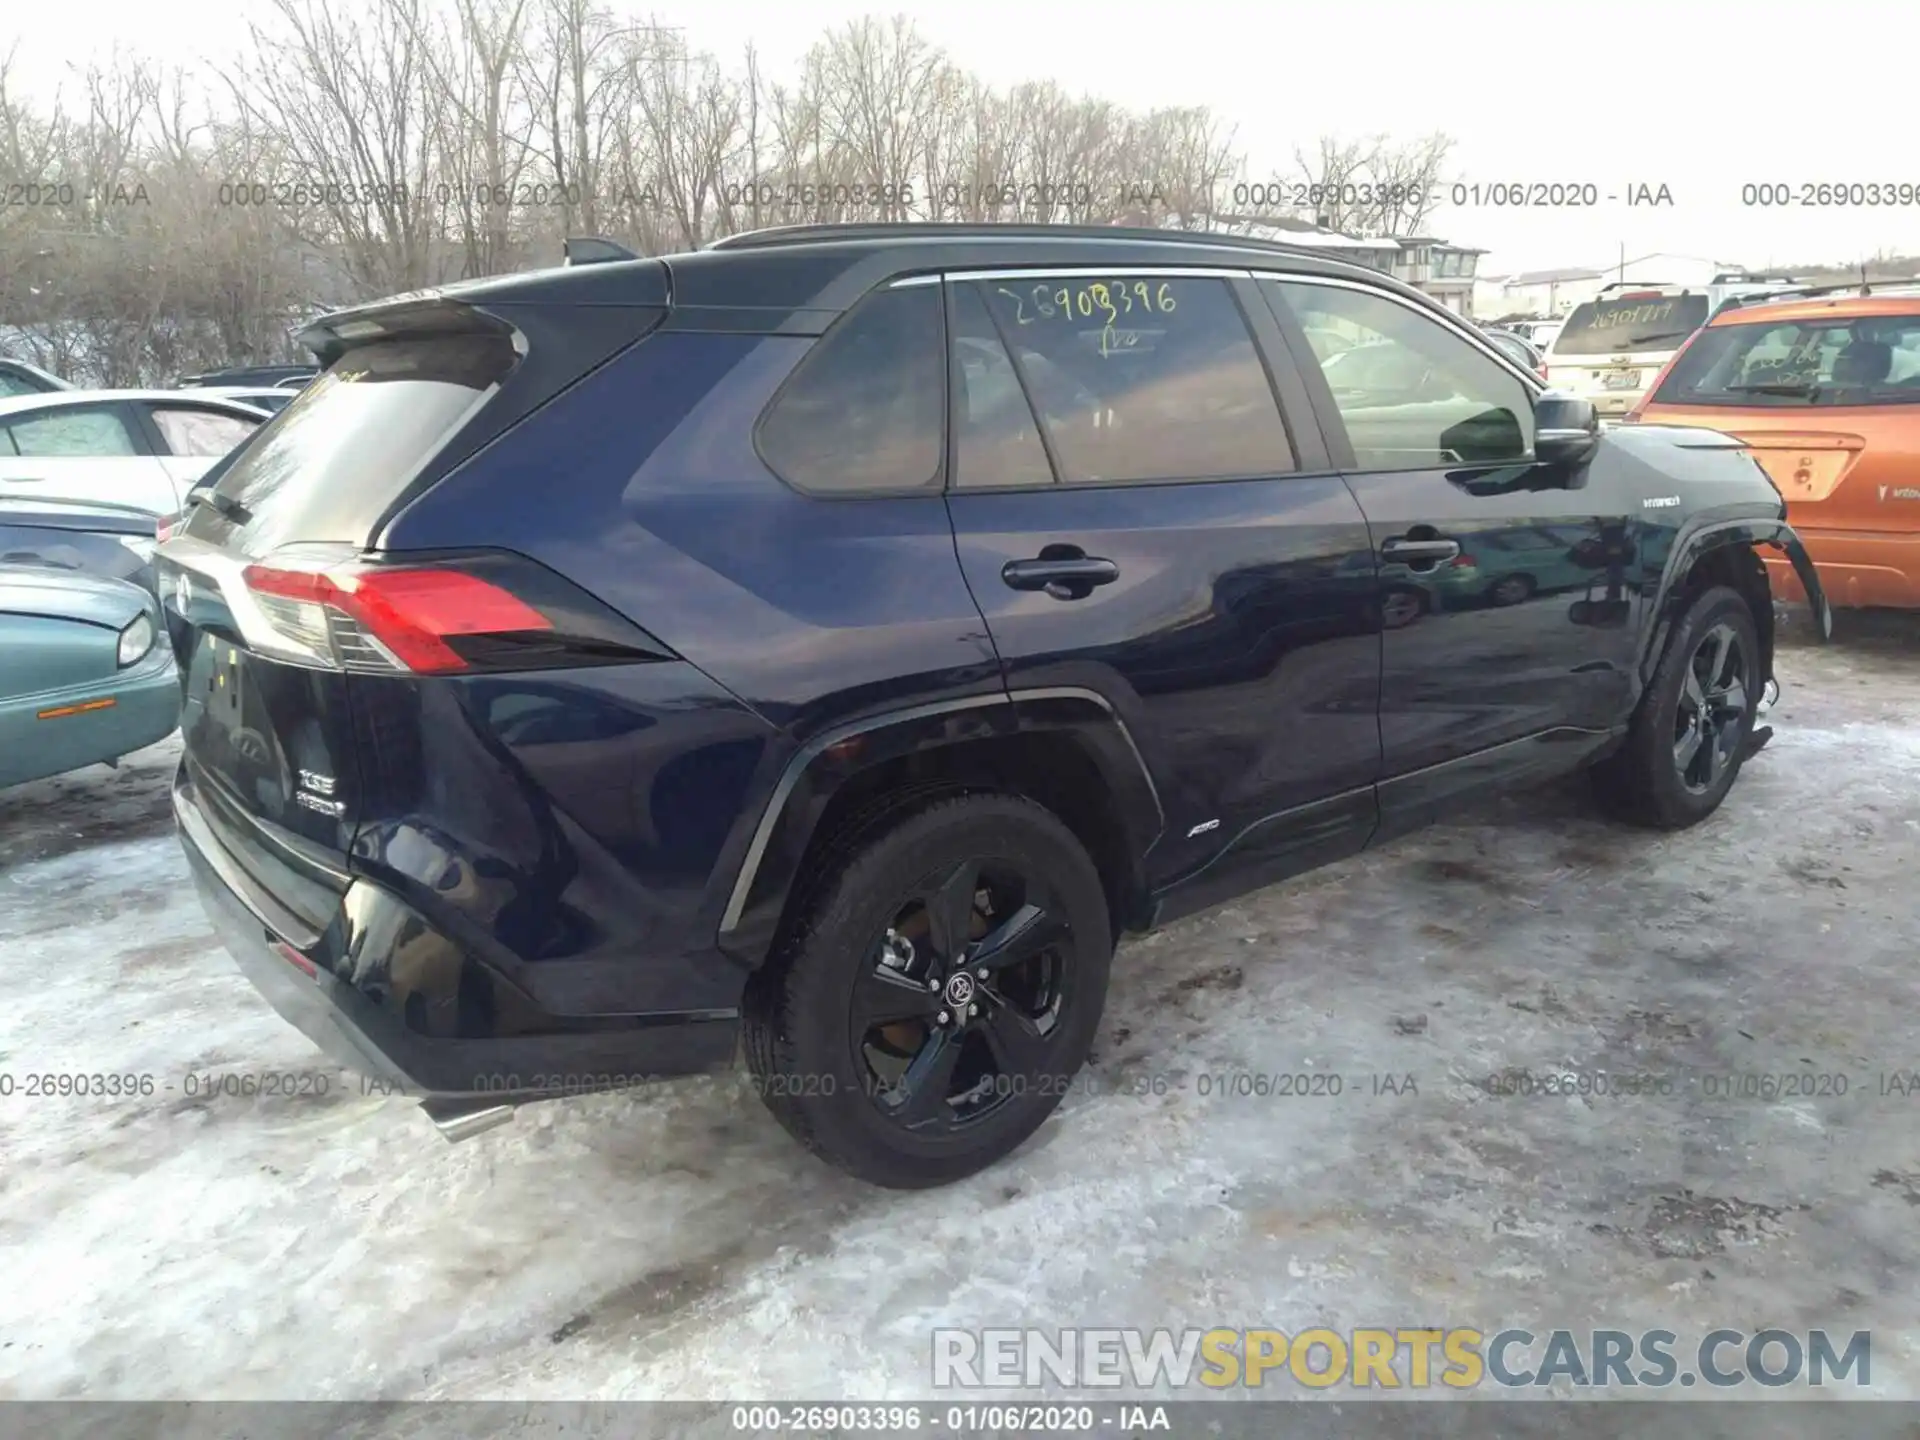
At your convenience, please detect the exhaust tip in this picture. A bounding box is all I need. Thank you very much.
[422,1099,516,1143]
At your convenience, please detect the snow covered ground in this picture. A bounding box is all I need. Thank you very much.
[1,616,1917,1418]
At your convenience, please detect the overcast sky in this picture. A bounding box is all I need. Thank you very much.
[8,0,1916,275]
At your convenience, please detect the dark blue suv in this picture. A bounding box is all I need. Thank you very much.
[157,224,1829,1187]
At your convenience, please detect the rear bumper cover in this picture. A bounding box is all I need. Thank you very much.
[174,767,738,1103]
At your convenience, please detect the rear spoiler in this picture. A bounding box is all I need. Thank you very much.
[563,236,639,266]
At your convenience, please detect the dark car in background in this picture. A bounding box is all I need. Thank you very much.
[1480,325,1546,379]
[0,497,162,593]
[157,223,1829,1189]
[176,364,318,390]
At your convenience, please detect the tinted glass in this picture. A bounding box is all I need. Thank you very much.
[949,283,1054,489]
[1551,294,1710,355]
[974,275,1293,484]
[0,372,44,399]
[209,332,518,554]
[1273,281,1533,469]
[152,407,260,457]
[6,407,141,457]
[758,285,945,494]
[1651,312,1920,408]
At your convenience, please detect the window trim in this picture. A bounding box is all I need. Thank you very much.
[1261,274,1543,474]
[751,282,950,500]
[945,267,1309,494]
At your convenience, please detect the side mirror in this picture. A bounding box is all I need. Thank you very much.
[1535,392,1600,464]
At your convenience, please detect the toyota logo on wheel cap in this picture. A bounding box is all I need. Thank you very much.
[944,972,976,1008]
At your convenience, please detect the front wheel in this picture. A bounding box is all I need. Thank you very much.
[743,793,1112,1188]
[1591,584,1760,829]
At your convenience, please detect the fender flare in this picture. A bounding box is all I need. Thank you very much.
[1639,514,1831,682]
[714,687,1164,963]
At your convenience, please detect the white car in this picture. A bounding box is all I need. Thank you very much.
[0,390,270,517]
[0,357,74,398]
[193,385,300,415]
[1509,319,1564,352]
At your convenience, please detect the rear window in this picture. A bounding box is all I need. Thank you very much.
[1651,313,1920,408]
[1551,294,1710,355]
[206,333,517,553]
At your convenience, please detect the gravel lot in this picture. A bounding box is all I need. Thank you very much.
[1,612,1916,1420]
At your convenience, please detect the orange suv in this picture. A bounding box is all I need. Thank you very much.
[1631,286,1920,609]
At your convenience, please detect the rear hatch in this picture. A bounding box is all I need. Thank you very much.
[1546,290,1712,416]
[1640,306,1920,530]
[156,270,669,927]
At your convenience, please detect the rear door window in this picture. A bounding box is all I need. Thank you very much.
[971,274,1295,484]
[1552,294,1710,356]
[757,285,946,495]
[949,283,1055,489]
[5,406,143,457]
[206,332,519,554]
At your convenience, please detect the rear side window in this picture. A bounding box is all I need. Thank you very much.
[1652,313,1920,407]
[1271,281,1533,470]
[5,407,142,457]
[1552,294,1710,355]
[757,285,945,494]
[972,275,1294,485]
[151,407,259,457]
[208,332,518,554]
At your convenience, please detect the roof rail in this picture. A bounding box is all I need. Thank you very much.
[705,220,1347,260]
[1714,278,1920,310]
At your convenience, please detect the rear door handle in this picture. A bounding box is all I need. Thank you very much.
[1001,554,1120,600]
[1380,538,1460,565]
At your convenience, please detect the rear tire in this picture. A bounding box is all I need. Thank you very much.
[743,792,1112,1188]
[1592,584,1760,829]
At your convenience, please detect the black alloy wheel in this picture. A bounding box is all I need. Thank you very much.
[743,792,1113,1188]
[1672,621,1749,795]
[854,858,1073,1134]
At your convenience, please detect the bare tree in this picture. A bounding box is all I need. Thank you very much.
[1284,131,1453,236]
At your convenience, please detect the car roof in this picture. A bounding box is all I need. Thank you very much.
[0,389,272,419]
[304,223,1457,350]
[1707,292,1920,326]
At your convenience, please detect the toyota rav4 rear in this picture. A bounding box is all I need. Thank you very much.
[158,265,773,1133]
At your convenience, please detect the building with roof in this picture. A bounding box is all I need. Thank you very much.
[1205,215,1485,313]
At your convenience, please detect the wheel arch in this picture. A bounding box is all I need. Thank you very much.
[717,688,1165,967]
[1639,515,1827,690]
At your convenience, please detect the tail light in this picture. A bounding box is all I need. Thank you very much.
[228,549,672,675]
[1451,554,1477,569]
[156,513,180,543]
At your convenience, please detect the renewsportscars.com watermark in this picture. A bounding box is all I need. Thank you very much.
[932,1327,1872,1391]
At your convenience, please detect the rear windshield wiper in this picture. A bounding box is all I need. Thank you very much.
[1617,330,1694,346]
[1725,381,1823,398]
[186,487,251,524]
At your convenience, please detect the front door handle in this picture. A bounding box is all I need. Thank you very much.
[1380,537,1461,566]
[1002,552,1120,601]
